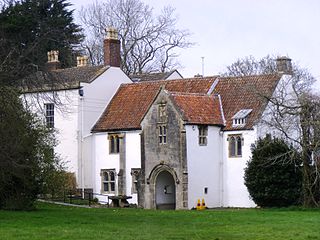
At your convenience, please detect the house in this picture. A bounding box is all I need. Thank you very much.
[89,58,294,209]
[22,28,132,192]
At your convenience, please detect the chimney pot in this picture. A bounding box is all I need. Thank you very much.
[46,50,60,71]
[77,56,88,67]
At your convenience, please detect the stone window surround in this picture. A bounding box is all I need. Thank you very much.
[158,125,167,144]
[198,125,208,146]
[108,134,122,154]
[101,169,116,194]
[228,134,243,158]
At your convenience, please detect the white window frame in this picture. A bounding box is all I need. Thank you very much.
[45,103,54,128]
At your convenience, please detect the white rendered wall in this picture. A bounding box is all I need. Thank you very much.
[23,90,80,179]
[222,130,256,207]
[81,67,131,136]
[186,125,223,209]
[124,131,141,204]
[166,70,183,80]
[92,133,119,193]
[92,131,141,204]
[256,74,300,144]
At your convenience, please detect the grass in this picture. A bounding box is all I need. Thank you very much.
[1,202,320,240]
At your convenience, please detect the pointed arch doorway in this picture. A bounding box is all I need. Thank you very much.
[155,170,176,210]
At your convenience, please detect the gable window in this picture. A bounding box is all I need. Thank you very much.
[159,125,167,144]
[198,125,208,146]
[229,135,243,157]
[101,169,116,193]
[131,168,140,194]
[109,134,120,154]
[45,103,54,128]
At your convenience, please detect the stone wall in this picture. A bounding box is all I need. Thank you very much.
[140,91,188,209]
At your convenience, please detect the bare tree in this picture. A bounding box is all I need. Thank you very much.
[79,0,193,74]
[223,55,320,207]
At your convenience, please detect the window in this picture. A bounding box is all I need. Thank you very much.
[131,168,140,194]
[229,135,243,157]
[159,125,167,144]
[101,169,116,193]
[198,125,208,146]
[45,103,54,128]
[109,134,120,154]
[232,109,252,127]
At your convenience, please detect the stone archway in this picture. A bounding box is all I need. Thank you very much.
[146,164,179,210]
[155,171,176,210]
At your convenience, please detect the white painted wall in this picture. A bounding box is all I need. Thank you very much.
[23,90,80,179]
[92,132,119,202]
[186,125,223,209]
[92,131,141,204]
[166,70,183,80]
[222,130,256,207]
[256,74,300,144]
[81,67,131,136]
[124,131,141,204]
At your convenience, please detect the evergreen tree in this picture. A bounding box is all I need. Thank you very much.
[0,0,83,86]
[244,135,302,207]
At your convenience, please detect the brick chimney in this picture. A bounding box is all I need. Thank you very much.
[276,56,292,75]
[46,50,60,71]
[104,27,121,67]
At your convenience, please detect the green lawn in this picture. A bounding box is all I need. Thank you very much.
[0,202,320,240]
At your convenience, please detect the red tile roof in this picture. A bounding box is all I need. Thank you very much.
[92,78,217,132]
[92,74,281,132]
[213,74,281,130]
[169,92,224,126]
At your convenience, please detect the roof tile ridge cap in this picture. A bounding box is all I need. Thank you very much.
[216,94,226,126]
[134,79,167,84]
[168,91,209,97]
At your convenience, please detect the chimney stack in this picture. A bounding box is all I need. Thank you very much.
[103,27,121,67]
[46,50,60,71]
[276,56,292,75]
[77,56,89,67]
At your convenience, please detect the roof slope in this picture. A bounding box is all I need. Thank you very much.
[22,65,107,92]
[92,78,217,132]
[130,70,182,82]
[213,74,281,130]
[169,92,224,126]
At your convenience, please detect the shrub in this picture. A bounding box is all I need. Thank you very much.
[244,135,302,207]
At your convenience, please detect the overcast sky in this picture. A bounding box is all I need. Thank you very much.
[69,0,320,88]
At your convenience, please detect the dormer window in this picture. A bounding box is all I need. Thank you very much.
[232,109,252,127]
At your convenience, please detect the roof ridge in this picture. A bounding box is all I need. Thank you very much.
[168,91,209,97]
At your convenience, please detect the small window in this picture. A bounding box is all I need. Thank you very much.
[229,135,243,158]
[45,103,54,128]
[109,134,120,154]
[159,125,167,144]
[198,125,208,146]
[101,169,116,193]
[131,168,140,194]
